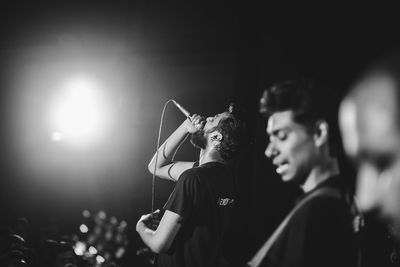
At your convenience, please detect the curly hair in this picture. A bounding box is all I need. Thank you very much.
[214,103,249,161]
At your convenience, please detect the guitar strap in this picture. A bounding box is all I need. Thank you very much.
[247,187,340,267]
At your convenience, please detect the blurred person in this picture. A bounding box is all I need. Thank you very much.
[249,79,361,267]
[339,53,400,241]
[136,103,249,267]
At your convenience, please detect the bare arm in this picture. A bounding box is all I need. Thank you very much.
[136,210,182,254]
[148,115,204,181]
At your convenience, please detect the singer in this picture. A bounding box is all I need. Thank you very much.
[136,103,249,267]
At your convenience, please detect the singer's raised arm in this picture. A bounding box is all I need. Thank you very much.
[147,115,205,181]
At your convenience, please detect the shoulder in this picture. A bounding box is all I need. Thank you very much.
[177,168,202,188]
[179,162,213,178]
[179,167,200,179]
[299,188,349,216]
[195,162,231,175]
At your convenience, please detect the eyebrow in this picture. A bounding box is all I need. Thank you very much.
[268,126,290,136]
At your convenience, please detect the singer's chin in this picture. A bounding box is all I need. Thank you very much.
[190,131,207,150]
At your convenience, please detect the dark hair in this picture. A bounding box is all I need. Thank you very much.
[259,79,342,155]
[215,103,249,161]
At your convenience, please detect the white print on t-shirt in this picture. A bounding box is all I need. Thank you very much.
[218,198,235,206]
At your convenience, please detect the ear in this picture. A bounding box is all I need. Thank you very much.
[313,120,329,147]
[210,132,223,145]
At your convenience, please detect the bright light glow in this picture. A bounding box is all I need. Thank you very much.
[119,220,127,228]
[6,30,142,201]
[74,241,86,256]
[82,210,91,218]
[80,224,89,233]
[47,75,111,147]
[115,247,125,259]
[51,132,63,141]
[89,246,98,255]
[98,210,107,220]
[110,216,118,225]
[96,255,105,264]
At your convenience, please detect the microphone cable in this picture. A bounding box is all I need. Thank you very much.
[152,99,173,213]
[151,99,189,213]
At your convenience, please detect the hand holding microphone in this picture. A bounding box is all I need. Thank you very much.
[172,100,205,133]
[187,114,206,133]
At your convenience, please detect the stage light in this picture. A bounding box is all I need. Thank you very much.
[51,132,63,142]
[98,210,107,220]
[47,75,112,147]
[74,241,86,256]
[82,210,91,218]
[115,247,126,259]
[110,216,118,225]
[96,255,105,264]
[7,29,142,203]
[80,224,89,233]
[120,220,127,228]
[89,246,98,255]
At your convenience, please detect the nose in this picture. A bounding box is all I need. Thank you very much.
[265,142,278,159]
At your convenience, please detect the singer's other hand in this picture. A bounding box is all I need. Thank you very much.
[136,209,160,232]
[184,114,205,133]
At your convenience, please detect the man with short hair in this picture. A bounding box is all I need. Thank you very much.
[249,79,360,267]
[136,103,249,267]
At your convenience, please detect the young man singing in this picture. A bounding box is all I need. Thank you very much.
[137,103,248,267]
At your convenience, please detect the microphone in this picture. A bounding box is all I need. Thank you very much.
[172,100,191,120]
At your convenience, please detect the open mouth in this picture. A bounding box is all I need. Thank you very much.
[276,162,289,174]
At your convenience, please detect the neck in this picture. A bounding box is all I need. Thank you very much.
[301,157,340,193]
[199,148,226,165]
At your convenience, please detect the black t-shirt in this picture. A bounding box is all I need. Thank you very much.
[259,176,360,267]
[157,161,236,267]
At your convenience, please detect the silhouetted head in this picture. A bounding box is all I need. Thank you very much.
[340,53,400,231]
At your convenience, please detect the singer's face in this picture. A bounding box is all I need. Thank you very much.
[340,73,400,229]
[203,112,231,133]
[191,112,231,149]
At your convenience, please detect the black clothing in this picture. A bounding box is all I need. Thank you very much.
[255,176,360,267]
[157,161,236,267]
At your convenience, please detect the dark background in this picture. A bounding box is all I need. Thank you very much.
[0,1,398,266]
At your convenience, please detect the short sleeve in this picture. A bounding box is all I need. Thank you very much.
[163,169,201,222]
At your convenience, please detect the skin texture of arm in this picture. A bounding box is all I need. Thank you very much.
[136,210,182,254]
[148,115,204,181]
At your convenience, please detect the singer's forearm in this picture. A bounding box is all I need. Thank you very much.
[137,210,182,254]
[136,223,162,253]
[148,122,189,174]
